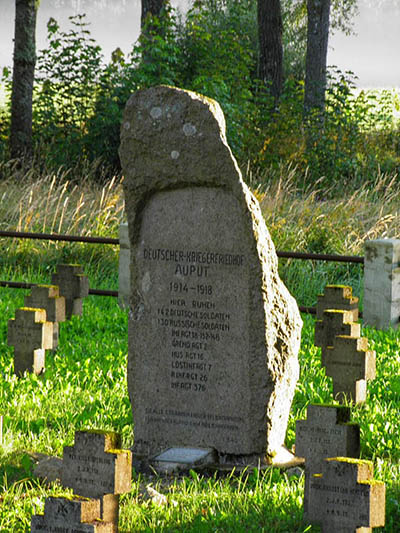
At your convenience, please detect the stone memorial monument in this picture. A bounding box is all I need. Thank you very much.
[119,86,302,460]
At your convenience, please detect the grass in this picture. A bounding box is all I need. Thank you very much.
[0,163,399,530]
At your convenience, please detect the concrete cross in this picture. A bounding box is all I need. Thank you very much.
[24,284,66,348]
[316,285,359,322]
[295,404,360,516]
[308,457,385,532]
[51,264,89,319]
[31,496,113,532]
[61,430,132,533]
[315,309,360,365]
[8,307,53,375]
[325,335,376,404]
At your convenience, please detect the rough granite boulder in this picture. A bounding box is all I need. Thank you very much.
[119,86,302,459]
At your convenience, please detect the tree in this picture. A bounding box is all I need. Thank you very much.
[257,0,283,102]
[303,0,331,116]
[141,0,165,29]
[10,0,39,159]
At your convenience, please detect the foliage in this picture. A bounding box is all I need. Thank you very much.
[32,15,103,168]
[252,69,400,185]
[0,0,400,186]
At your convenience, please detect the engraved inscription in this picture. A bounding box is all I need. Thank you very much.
[141,247,243,396]
[310,480,370,523]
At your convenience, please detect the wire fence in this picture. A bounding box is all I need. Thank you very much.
[0,230,364,312]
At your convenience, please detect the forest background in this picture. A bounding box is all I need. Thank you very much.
[1,0,400,191]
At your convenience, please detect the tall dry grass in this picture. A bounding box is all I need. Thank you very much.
[0,159,399,301]
[0,160,124,237]
[0,159,398,255]
[0,160,124,282]
[252,164,400,255]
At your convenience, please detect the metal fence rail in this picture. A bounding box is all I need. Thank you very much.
[0,230,119,245]
[0,230,364,308]
[276,250,364,264]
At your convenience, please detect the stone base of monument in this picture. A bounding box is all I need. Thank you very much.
[151,447,216,473]
[149,445,303,474]
[267,445,304,468]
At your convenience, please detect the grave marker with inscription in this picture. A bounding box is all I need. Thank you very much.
[51,264,89,319]
[31,496,113,532]
[8,308,53,375]
[295,404,360,515]
[61,430,132,532]
[24,284,66,348]
[119,86,302,459]
[308,457,385,532]
[325,336,376,404]
[315,309,360,366]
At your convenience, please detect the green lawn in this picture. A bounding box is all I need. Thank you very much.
[0,263,399,530]
[0,170,398,530]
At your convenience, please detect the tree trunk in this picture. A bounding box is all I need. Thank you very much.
[141,0,165,29]
[10,0,38,159]
[257,0,283,103]
[304,0,331,117]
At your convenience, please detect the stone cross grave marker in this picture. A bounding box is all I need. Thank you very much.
[325,336,376,404]
[8,308,53,375]
[315,309,360,366]
[119,85,302,460]
[316,285,359,322]
[295,404,360,516]
[51,264,89,319]
[24,284,66,349]
[61,430,132,532]
[308,457,386,532]
[31,496,113,532]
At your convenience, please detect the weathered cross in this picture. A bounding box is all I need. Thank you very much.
[24,284,66,349]
[61,430,132,533]
[316,285,359,322]
[51,264,89,319]
[31,496,113,532]
[325,335,376,404]
[8,307,53,375]
[295,404,360,516]
[315,309,360,366]
[308,457,385,532]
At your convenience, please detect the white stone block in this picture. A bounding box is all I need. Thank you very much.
[364,239,400,329]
